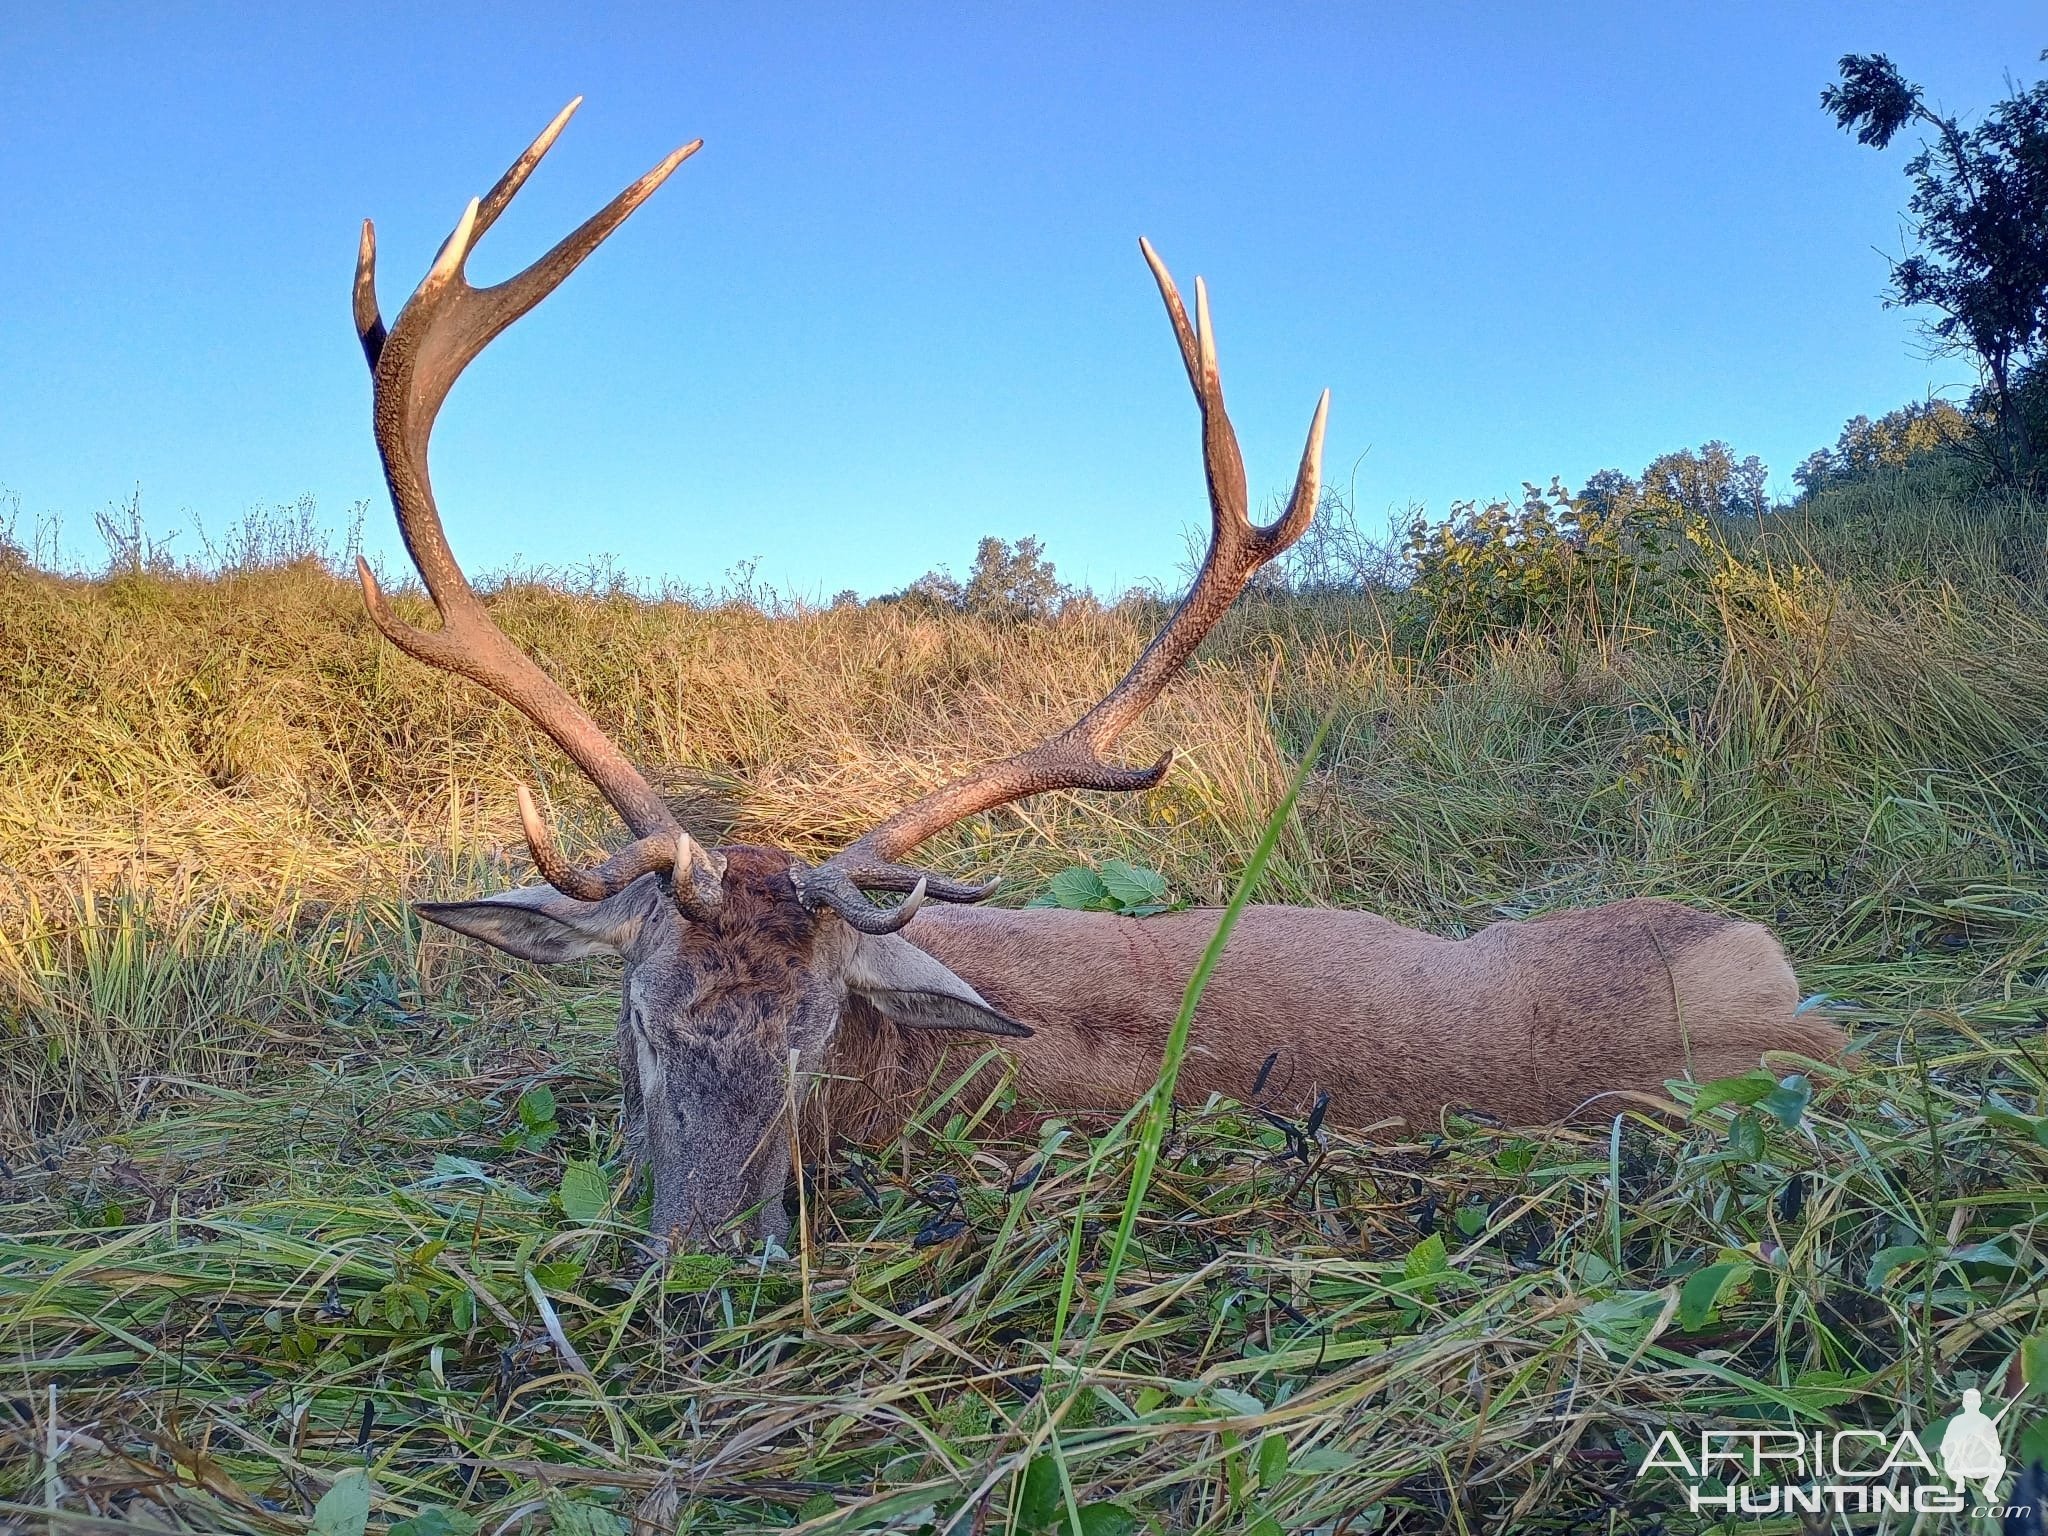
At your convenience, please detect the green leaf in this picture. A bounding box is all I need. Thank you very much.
[1981,1107,2038,1136]
[1097,860,1168,910]
[1725,1109,1766,1159]
[449,1289,474,1332]
[1016,1454,1064,1531]
[516,1085,556,1129]
[1046,866,1110,911]
[558,1159,610,1225]
[388,1511,479,1536]
[1756,1074,1813,1128]
[1868,1244,1933,1289]
[1403,1233,1448,1282]
[1244,1516,1285,1536]
[311,1470,372,1536]
[1208,1386,1264,1417]
[1256,1432,1290,1489]
[792,1492,837,1522]
[541,1492,626,1536]
[2023,1333,2048,1391]
[2022,1414,2048,1475]
[1689,1068,1777,1116]
[1291,1447,1361,1473]
[1074,1504,1136,1536]
[1677,1261,1750,1331]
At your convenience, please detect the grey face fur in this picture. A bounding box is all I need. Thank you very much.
[416,844,1027,1249]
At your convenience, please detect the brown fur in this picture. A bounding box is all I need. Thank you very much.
[819,898,1847,1143]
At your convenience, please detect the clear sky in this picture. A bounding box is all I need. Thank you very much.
[3,5,2041,599]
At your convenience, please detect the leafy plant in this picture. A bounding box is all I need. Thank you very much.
[1405,476,1710,640]
[500,1085,559,1153]
[1028,860,1173,916]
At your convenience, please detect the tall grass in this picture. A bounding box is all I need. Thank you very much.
[3,488,2048,1529]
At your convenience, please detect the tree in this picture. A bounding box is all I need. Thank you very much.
[960,535,1066,621]
[1823,50,2048,486]
[1790,399,1975,499]
[1576,468,1639,518]
[883,535,1067,620]
[1640,441,1769,524]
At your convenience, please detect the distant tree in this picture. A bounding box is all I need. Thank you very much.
[830,588,861,609]
[960,535,1066,621]
[1791,399,1975,499]
[883,535,1067,621]
[1823,49,2048,486]
[1729,453,1772,526]
[1793,449,1839,499]
[1576,468,1639,518]
[1640,441,1769,524]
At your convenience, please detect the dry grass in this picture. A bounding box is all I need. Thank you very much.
[4,487,2048,1531]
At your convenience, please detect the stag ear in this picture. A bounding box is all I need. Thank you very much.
[416,880,658,964]
[846,934,1033,1038]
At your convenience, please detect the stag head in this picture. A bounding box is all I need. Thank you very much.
[355,101,1326,1249]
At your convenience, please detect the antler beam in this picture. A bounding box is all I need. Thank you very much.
[354,101,721,918]
[795,239,1328,933]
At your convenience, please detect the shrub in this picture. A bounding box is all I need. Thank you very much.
[1404,477,1710,641]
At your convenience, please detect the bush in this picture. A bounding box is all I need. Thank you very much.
[1404,477,1710,641]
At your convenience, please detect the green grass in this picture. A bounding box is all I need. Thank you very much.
[4,487,2048,1531]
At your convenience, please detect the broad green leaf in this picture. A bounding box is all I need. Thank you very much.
[1209,1386,1264,1417]
[388,1511,479,1536]
[1256,1432,1290,1489]
[1725,1109,1766,1159]
[311,1470,372,1536]
[1757,1074,1812,1128]
[558,1159,610,1224]
[793,1491,836,1522]
[541,1492,626,1536]
[1074,1504,1136,1536]
[1950,1240,2019,1267]
[1689,1068,1777,1116]
[1867,1244,1931,1290]
[1098,860,1168,909]
[1403,1233,1448,1282]
[2023,1334,2048,1391]
[1017,1453,1064,1531]
[516,1085,556,1129]
[2022,1414,2048,1474]
[1677,1261,1750,1331]
[1981,1106,2037,1136]
[1046,866,1110,911]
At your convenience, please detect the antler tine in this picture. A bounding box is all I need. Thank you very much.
[795,241,1326,929]
[357,104,715,912]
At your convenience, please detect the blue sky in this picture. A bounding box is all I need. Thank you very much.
[3,5,2041,598]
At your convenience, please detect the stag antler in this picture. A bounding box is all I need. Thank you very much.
[795,238,1329,933]
[353,101,723,917]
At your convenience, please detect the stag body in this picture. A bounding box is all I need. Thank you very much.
[359,104,1844,1250]
[846,899,1846,1136]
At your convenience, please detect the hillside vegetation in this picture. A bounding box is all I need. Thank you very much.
[4,466,2048,1531]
